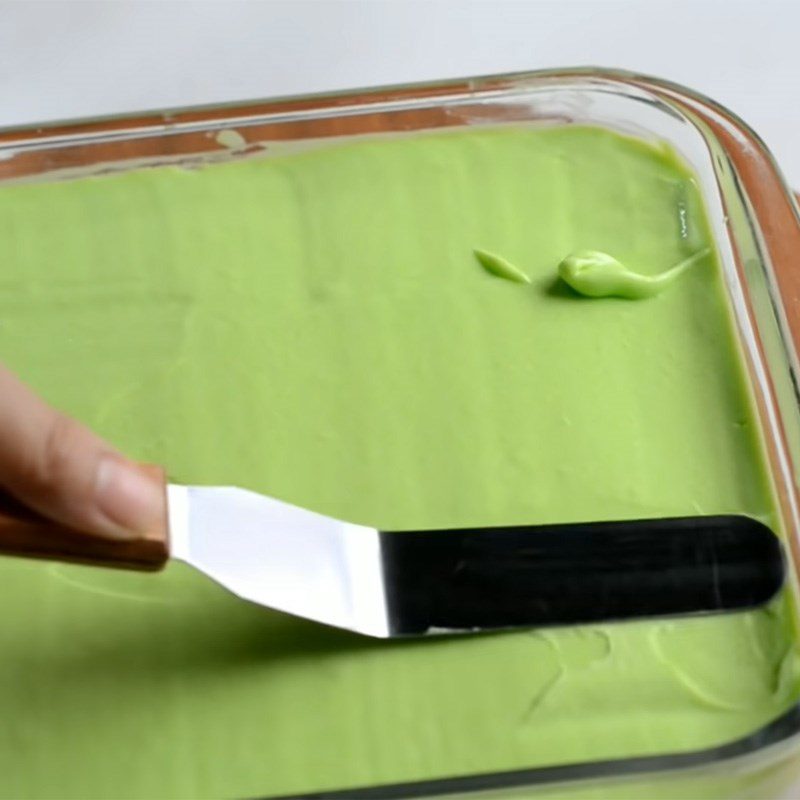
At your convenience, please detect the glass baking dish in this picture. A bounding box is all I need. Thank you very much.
[2,68,800,800]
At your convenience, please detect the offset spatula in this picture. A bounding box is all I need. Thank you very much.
[0,471,785,637]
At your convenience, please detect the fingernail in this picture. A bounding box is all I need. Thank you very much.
[95,457,162,538]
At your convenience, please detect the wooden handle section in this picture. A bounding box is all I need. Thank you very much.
[0,465,170,571]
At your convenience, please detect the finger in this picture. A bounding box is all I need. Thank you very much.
[0,365,163,540]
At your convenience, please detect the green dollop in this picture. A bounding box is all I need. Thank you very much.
[558,248,707,299]
[474,248,531,284]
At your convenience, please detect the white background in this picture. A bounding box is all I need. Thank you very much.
[1,0,800,186]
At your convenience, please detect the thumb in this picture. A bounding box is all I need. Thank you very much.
[0,365,163,540]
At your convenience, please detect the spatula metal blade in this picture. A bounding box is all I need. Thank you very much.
[168,485,388,635]
[168,486,785,638]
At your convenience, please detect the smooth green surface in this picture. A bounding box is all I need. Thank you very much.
[0,126,798,800]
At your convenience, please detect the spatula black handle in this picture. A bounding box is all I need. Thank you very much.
[381,515,785,635]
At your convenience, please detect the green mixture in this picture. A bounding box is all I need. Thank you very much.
[0,125,797,799]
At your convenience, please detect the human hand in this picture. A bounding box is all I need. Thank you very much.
[0,365,164,540]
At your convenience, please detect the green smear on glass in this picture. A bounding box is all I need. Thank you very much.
[0,125,796,800]
[474,248,531,284]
